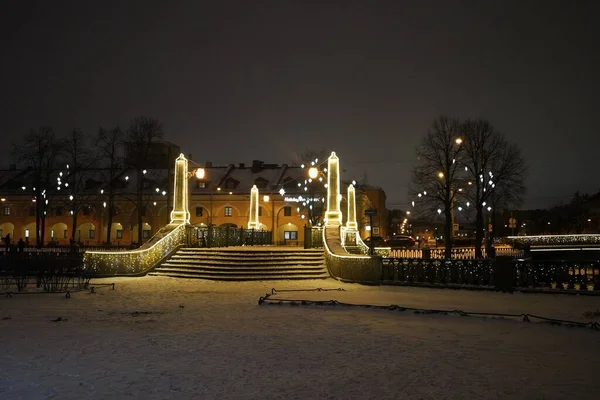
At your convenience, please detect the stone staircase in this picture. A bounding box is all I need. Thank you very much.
[148,247,330,280]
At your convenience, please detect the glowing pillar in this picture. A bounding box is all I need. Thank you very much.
[324,152,342,225]
[346,184,358,230]
[170,153,190,224]
[248,185,259,229]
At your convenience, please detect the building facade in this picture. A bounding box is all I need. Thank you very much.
[0,158,387,247]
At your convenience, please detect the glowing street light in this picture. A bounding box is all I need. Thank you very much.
[308,167,319,179]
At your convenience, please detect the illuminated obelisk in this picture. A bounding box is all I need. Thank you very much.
[170,153,190,224]
[248,185,260,229]
[324,152,342,225]
[346,184,358,231]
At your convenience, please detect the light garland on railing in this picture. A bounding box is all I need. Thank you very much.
[506,234,600,246]
[83,223,186,275]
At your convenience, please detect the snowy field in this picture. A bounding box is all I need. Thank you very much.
[1,277,600,400]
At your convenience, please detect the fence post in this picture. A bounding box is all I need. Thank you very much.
[304,226,311,249]
[493,256,515,292]
[207,226,213,248]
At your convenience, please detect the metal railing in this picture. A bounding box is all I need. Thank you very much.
[382,247,524,260]
[0,252,86,292]
[193,226,273,248]
[381,258,600,291]
[304,226,324,249]
[83,223,186,275]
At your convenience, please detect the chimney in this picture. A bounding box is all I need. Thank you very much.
[238,163,245,168]
[251,160,263,173]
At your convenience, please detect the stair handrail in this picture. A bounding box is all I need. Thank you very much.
[83,223,187,276]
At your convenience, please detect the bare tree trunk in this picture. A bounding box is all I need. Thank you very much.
[41,215,46,248]
[71,213,78,242]
[444,206,453,259]
[106,202,113,245]
[137,169,143,244]
[474,205,484,258]
[35,213,42,248]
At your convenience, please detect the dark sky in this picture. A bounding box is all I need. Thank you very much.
[1,0,599,210]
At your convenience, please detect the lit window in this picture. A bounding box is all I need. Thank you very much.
[142,230,151,239]
[3,207,10,216]
[25,229,29,238]
[284,231,298,240]
[63,230,68,239]
[224,206,232,217]
[196,181,206,189]
[116,230,123,239]
[283,207,291,217]
[195,207,203,217]
[89,230,95,239]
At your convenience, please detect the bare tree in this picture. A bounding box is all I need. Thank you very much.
[292,148,329,167]
[410,116,464,258]
[125,117,164,244]
[97,126,124,245]
[60,129,97,243]
[489,142,527,240]
[12,127,61,247]
[461,119,527,257]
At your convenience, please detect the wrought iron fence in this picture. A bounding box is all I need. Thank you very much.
[194,226,272,248]
[385,247,524,260]
[380,257,600,291]
[304,226,324,249]
[0,252,86,292]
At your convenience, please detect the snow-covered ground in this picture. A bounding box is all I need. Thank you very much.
[1,276,599,399]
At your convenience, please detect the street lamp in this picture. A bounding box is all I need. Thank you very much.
[301,161,327,227]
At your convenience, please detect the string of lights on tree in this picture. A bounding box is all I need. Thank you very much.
[410,169,498,232]
[296,158,328,226]
[96,169,168,211]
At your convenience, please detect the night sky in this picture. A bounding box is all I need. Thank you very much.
[1,1,598,210]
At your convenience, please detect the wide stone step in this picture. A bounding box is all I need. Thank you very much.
[148,271,331,281]
[180,247,323,252]
[166,259,325,267]
[153,247,329,281]
[177,251,324,258]
[171,254,325,262]
[156,264,327,273]
[153,268,326,276]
